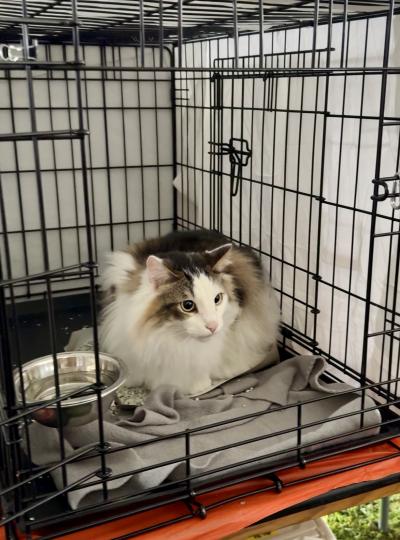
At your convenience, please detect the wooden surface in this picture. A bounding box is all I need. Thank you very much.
[223,482,400,540]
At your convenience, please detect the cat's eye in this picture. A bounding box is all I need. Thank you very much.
[214,293,223,305]
[181,300,195,312]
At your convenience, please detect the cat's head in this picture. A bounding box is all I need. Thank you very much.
[144,244,239,339]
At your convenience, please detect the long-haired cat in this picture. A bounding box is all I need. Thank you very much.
[100,230,280,396]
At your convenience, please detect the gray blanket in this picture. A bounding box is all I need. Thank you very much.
[29,355,380,509]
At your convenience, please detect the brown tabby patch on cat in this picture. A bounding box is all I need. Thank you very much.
[140,277,189,327]
[218,248,265,307]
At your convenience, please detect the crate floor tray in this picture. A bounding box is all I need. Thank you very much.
[26,354,381,510]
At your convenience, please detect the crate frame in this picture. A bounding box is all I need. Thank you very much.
[1,1,400,538]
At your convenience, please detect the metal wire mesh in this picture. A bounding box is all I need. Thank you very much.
[1,1,400,538]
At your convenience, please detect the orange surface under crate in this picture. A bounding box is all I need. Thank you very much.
[2,437,400,540]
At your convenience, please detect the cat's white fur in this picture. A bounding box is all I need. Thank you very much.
[100,250,280,395]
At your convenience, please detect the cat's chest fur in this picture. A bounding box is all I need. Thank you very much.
[101,276,236,394]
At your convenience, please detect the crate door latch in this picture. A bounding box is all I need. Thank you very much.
[371,172,400,210]
[209,137,252,197]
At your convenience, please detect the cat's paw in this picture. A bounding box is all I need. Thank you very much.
[187,378,212,396]
[212,366,237,381]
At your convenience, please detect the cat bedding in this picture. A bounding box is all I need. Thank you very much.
[28,353,380,510]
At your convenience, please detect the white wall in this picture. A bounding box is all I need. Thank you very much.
[175,15,400,388]
[0,44,174,296]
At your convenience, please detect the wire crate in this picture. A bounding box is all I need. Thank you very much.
[1,1,400,538]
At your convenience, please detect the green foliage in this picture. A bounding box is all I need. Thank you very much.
[326,496,400,540]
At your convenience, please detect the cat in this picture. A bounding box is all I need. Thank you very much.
[99,230,280,396]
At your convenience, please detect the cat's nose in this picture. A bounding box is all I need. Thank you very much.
[205,321,218,334]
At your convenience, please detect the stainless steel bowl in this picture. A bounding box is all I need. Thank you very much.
[13,352,126,428]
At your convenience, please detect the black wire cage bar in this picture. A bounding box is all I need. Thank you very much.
[1,1,400,538]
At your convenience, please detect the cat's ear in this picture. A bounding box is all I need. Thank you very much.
[205,243,232,272]
[146,255,176,288]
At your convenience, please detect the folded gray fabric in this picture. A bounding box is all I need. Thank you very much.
[28,355,381,509]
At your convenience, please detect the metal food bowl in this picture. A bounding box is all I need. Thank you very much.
[13,352,126,428]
